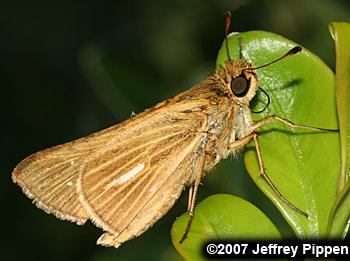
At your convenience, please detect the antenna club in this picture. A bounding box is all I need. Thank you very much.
[224,11,233,61]
[225,11,232,36]
[225,11,232,22]
[288,46,302,56]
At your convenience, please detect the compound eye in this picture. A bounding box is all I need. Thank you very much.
[230,76,250,97]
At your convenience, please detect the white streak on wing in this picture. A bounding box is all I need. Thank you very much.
[149,185,157,194]
[105,163,145,190]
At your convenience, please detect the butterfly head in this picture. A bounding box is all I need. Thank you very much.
[220,60,259,106]
[222,12,301,111]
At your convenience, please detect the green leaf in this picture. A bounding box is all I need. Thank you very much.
[171,194,281,261]
[216,31,340,238]
[327,22,350,238]
[329,22,350,192]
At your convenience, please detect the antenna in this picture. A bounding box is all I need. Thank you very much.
[225,11,232,61]
[244,46,302,71]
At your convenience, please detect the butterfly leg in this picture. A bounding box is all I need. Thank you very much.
[229,131,308,217]
[187,183,194,212]
[179,155,206,243]
[252,132,308,217]
[249,114,337,216]
[252,115,338,132]
[229,132,255,150]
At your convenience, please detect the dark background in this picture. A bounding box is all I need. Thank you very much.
[2,1,349,260]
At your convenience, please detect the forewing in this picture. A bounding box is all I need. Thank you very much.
[12,93,210,226]
[77,101,208,237]
[12,77,230,246]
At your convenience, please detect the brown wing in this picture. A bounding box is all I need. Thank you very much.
[12,92,208,223]
[77,100,208,237]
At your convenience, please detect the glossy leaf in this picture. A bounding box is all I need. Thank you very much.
[216,31,340,238]
[171,194,281,261]
[329,22,350,192]
[327,22,350,238]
